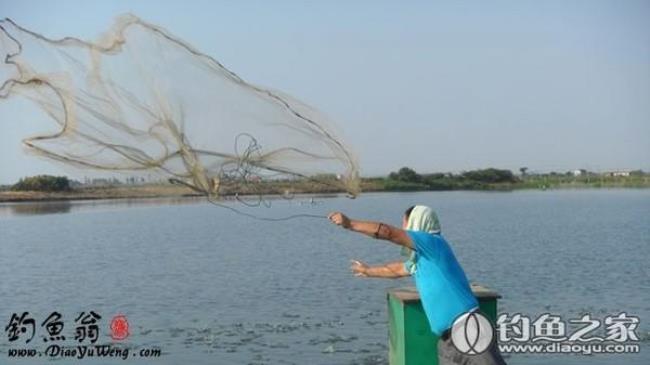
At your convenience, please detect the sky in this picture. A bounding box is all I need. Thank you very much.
[0,0,648,184]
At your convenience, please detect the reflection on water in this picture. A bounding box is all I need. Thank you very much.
[0,197,206,218]
[7,201,72,215]
[0,194,335,218]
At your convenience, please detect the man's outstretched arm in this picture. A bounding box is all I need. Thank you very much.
[328,212,413,249]
[351,260,410,279]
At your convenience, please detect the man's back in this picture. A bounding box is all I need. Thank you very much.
[406,231,478,335]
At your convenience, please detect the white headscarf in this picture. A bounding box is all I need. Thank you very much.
[402,205,441,273]
[405,205,441,234]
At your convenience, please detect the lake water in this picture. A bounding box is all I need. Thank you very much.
[1,190,649,364]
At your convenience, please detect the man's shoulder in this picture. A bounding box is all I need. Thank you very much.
[405,229,432,241]
[406,230,440,241]
[406,230,442,253]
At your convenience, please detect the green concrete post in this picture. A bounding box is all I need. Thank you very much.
[388,284,501,365]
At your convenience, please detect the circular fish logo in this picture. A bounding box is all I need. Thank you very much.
[450,311,494,355]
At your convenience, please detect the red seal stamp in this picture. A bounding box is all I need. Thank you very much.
[110,315,130,340]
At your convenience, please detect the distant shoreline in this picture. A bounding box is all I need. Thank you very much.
[1,181,648,204]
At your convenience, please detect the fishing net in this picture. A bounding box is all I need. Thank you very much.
[0,14,360,207]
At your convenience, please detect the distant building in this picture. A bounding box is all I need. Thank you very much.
[605,171,631,177]
[572,169,587,176]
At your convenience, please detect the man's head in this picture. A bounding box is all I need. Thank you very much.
[402,206,416,229]
[402,205,441,233]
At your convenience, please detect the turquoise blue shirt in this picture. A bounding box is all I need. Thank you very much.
[404,230,478,335]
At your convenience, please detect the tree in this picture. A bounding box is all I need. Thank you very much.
[11,175,71,192]
[461,168,516,183]
[422,173,445,180]
[519,167,528,176]
[388,167,421,183]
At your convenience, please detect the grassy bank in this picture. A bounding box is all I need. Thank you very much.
[2,174,649,203]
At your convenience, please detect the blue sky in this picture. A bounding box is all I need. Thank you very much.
[0,0,648,184]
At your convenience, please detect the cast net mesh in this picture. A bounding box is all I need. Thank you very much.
[0,14,360,209]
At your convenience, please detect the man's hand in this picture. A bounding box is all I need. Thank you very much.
[350,260,369,277]
[349,260,410,278]
[328,212,351,229]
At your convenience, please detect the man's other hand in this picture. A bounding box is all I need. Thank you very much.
[350,260,369,277]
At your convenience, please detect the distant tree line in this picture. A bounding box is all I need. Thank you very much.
[385,167,518,191]
[11,175,71,192]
